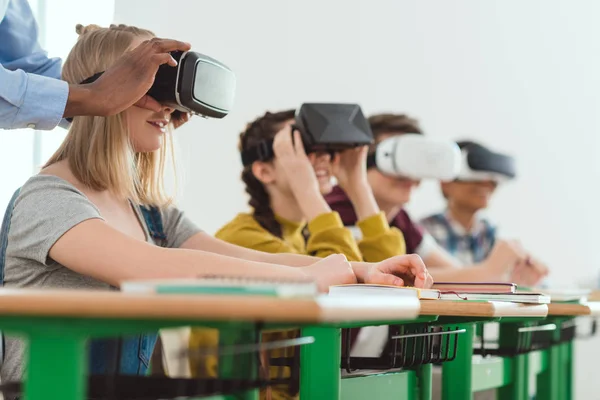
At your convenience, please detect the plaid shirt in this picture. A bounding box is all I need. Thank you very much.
[420,211,496,265]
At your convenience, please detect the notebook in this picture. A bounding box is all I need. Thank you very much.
[120,275,319,298]
[328,284,441,300]
[432,282,517,294]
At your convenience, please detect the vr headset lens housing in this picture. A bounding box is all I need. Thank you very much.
[241,103,374,166]
[457,145,516,182]
[147,51,236,119]
[294,103,374,152]
[367,134,462,181]
[72,50,236,122]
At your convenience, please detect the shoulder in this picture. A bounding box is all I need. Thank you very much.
[216,213,291,253]
[14,174,101,218]
[419,212,446,228]
[215,213,266,240]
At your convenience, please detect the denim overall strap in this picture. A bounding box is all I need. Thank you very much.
[90,206,166,376]
[0,188,21,364]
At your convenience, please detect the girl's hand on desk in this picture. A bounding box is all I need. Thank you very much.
[358,254,433,289]
[301,254,357,292]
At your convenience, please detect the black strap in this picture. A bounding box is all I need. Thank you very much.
[240,139,275,166]
[65,72,105,123]
[366,152,377,169]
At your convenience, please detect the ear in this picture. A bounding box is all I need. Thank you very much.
[251,161,276,185]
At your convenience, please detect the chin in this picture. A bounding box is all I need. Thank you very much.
[319,183,333,195]
[132,138,163,153]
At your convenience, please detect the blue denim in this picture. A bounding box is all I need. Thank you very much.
[0,189,165,375]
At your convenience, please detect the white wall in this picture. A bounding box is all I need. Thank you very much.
[113,2,600,396]
[115,0,600,286]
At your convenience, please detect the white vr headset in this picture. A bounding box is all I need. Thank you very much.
[366,134,461,181]
[456,143,516,182]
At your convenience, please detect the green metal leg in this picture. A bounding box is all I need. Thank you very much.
[497,353,528,400]
[442,323,474,400]
[219,328,258,400]
[497,322,529,400]
[536,345,560,400]
[300,326,340,399]
[25,334,87,400]
[417,363,432,400]
[562,341,574,400]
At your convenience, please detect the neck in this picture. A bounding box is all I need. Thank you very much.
[269,191,304,223]
[377,199,404,223]
[447,203,478,231]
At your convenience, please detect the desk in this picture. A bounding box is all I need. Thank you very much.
[536,301,600,400]
[0,289,421,400]
[0,289,593,400]
[429,301,548,400]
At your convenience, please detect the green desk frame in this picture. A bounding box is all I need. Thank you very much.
[0,313,583,400]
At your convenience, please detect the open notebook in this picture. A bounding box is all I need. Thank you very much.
[329,284,550,304]
[120,275,319,298]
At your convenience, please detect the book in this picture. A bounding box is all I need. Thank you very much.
[328,284,550,304]
[120,275,319,298]
[523,287,591,303]
[328,284,441,300]
[432,282,517,294]
[439,292,551,304]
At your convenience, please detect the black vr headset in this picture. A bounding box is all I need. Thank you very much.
[457,142,516,182]
[69,50,236,121]
[240,103,374,167]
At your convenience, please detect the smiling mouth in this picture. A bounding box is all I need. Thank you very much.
[147,121,167,133]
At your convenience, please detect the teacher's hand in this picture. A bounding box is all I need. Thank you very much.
[64,37,191,118]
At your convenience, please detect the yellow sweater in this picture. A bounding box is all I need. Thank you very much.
[188,211,405,399]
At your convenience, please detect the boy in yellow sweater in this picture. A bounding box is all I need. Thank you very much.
[189,109,408,399]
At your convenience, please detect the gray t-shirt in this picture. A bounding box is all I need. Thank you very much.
[0,175,202,386]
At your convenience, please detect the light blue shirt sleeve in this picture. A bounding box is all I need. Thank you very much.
[0,0,69,130]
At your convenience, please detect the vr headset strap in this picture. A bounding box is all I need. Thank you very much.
[240,139,275,167]
[366,153,377,169]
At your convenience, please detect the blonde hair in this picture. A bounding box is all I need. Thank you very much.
[45,23,175,207]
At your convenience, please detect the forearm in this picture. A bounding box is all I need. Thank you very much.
[110,247,308,287]
[51,222,308,287]
[294,188,332,221]
[63,84,97,118]
[0,67,68,130]
[345,182,380,221]
[256,252,370,280]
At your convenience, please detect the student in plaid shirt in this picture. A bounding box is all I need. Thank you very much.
[421,141,506,265]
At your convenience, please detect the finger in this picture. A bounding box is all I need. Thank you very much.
[134,95,162,112]
[273,127,294,157]
[149,38,192,54]
[424,272,434,289]
[406,254,427,279]
[152,52,178,67]
[369,271,404,287]
[293,131,307,156]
